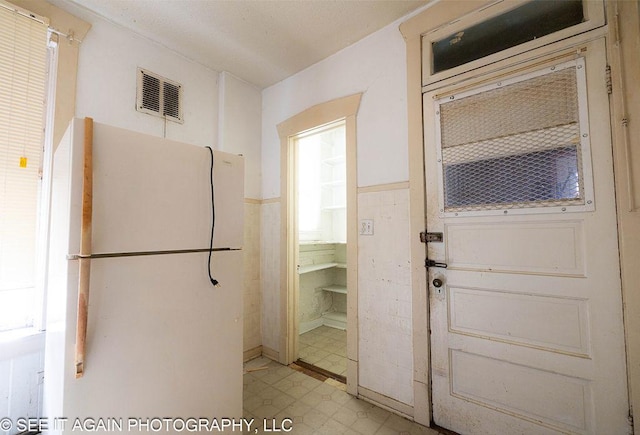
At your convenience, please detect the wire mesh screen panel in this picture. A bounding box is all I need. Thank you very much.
[436,61,591,215]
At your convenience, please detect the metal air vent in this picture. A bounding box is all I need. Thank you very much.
[136,68,183,123]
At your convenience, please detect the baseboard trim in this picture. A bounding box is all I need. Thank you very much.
[261,345,280,362]
[299,317,324,334]
[358,386,414,420]
[357,181,409,194]
[243,345,262,362]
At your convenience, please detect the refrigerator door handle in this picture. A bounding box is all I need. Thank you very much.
[67,247,241,260]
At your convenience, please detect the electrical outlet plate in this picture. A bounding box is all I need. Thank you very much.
[360,219,373,235]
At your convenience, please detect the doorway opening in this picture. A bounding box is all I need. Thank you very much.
[277,93,361,394]
[294,122,347,381]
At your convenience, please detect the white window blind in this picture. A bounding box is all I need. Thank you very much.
[0,2,48,331]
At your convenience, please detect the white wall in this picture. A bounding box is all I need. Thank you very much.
[217,73,263,356]
[0,334,44,435]
[261,18,415,406]
[218,72,262,200]
[260,202,281,354]
[358,188,413,405]
[73,10,219,149]
[262,20,409,198]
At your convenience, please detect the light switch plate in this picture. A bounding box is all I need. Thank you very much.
[360,219,374,235]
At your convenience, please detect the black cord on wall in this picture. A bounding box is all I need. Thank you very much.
[205,146,219,287]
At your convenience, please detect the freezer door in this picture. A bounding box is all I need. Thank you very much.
[72,120,244,254]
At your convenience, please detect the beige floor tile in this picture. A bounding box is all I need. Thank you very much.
[243,395,267,413]
[284,422,316,434]
[350,415,383,435]
[243,358,446,435]
[269,393,297,411]
[244,378,270,395]
[343,397,375,413]
[383,414,415,432]
[276,401,312,419]
[408,424,443,435]
[301,408,331,428]
[367,404,393,424]
[315,419,350,434]
[332,407,359,427]
[298,325,347,378]
[252,404,282,420]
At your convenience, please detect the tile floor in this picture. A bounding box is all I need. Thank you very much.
[298,325,347,376]
[243,357,443,435]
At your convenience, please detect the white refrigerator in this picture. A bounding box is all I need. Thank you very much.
[43,119,243,434]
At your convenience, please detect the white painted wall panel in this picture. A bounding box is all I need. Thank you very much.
[217,74,263,356]
[358,189,413,406]
[218,72,262,200]
[0,335,44,435]
[260,202,281,353]
[261,19,410,197]
[74,13,219,149]
[243,202,262,353]
[261,15,415,406]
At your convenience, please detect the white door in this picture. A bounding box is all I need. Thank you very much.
[424,40,630,434]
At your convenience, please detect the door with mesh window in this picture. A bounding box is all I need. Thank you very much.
[424,40,630,434]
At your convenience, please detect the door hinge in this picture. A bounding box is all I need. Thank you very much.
[606,65,613,95]
[420,231,443,243]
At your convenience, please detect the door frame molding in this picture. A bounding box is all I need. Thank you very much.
[401,0,640,428]
[276,93,361,395]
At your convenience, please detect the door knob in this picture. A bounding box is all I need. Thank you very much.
[432,278,443,288]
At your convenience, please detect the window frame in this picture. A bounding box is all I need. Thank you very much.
[0,0,89,336]
[434,57,596,218]
[421,0,605,88]
[0,0,51,333]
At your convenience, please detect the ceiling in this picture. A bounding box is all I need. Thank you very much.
[53,0,429,89]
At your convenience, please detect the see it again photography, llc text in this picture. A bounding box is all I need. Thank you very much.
[0,417,293,432]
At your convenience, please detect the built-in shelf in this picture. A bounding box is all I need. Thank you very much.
[321,180,346,187]
[322,155,345,165]
[298,263,338,274]
[335,263,346,269]
[320,284,347,294]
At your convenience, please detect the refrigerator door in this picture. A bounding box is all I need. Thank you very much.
[81,120,244,254]
[63,251,243,426]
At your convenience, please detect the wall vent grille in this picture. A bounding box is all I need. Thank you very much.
[136,68,183,123]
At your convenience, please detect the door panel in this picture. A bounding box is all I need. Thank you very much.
[445,220,585,276]
[424,39,629,434]
[448,286,590,356]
